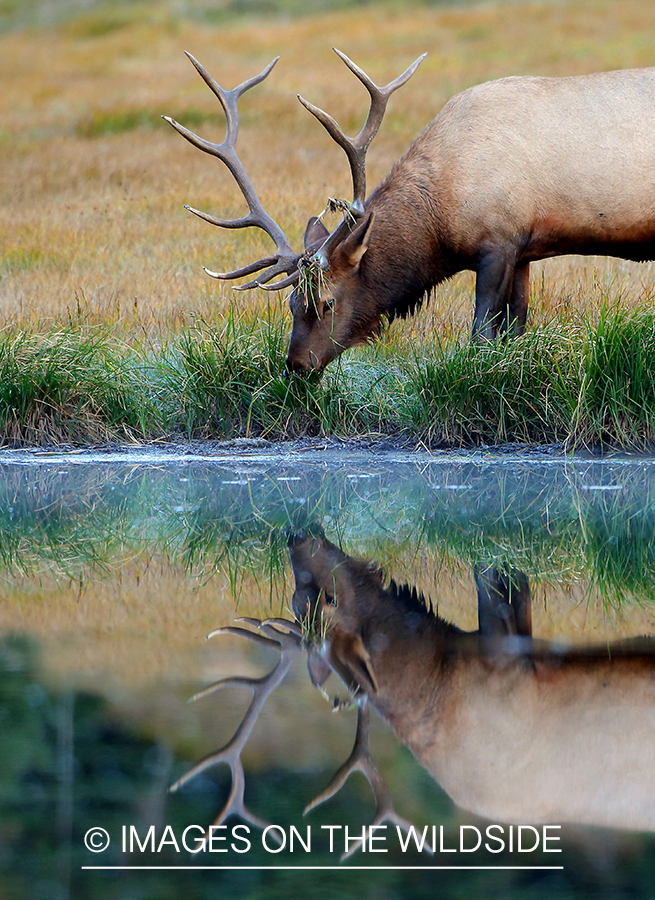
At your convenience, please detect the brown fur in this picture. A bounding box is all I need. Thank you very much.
[287,67,655,371]
[289,534,655,830]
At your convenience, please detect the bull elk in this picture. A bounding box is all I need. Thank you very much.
[165,51,655,372]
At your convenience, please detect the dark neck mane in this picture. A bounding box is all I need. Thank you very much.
[362,155,449,323]
[381,578,461,637]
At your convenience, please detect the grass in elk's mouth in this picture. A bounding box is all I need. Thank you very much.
[1,302,655,450]
[158,306,389,439]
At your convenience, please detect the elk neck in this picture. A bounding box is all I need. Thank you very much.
[360,146,455,323]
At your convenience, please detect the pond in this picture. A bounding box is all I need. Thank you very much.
[2,445,655,900]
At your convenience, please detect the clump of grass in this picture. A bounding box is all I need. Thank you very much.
[403,324,578,446]
[158,306,397,439]
[0,327,155,446]
[402,307,655,449]
[0,248,46,276]
[575,305,655,447]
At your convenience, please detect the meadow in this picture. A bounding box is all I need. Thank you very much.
[3,0,655,447]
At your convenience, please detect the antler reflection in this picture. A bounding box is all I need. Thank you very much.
[173,612,422,858]
[304,695,426,860]
[169,617,301,852]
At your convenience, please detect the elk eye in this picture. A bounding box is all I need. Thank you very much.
[322,298,335,315]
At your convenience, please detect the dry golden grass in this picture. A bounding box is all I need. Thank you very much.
[0,560,291,684]
[3,0,655,344]
[3,554,652,688]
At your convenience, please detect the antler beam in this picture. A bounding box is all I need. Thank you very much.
[304,696,428,861]
[163,54,300,290]
[169,618,302,852]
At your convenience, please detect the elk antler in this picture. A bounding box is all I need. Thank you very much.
[304,696,428,861]
[298,48,427,266]
[163,55,300,290]
[169,617,302,852]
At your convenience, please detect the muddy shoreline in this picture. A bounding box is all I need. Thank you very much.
[0,435,648,468]
[0,435,566,463]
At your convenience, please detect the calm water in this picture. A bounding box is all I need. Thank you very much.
[3,447,655,900]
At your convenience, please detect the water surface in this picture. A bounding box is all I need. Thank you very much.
[2,447,655,899]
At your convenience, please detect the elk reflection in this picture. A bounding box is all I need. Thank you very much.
[174,532,655,851]
[289,531,655,832]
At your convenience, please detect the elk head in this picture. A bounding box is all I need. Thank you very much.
[164,49,425,373]
[288,530,383,696]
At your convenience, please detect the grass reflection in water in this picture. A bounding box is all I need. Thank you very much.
[0,453,654,607]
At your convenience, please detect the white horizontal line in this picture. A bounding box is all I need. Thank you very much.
[82,866,565,871]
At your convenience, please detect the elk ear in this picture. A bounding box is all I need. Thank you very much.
[330,632,379,695]
[307,650,333,689]
[304,216,330,253]
[342,212,375,271]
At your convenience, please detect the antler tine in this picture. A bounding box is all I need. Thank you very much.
[256,270,302,291]
[200,260,300,291]
[182,758,284,855]
[185,204,273,235]
[304,697,429,861]
[230,260,301,292]
[334,49,427,145]
[206,624,280,648]
[189,673,260,704]
[298,49,426,215]
[164,54,300,289]
[296,94,363,206]
[262,617,304,637]
[170,617,301,851]
[186,208,298,286]
[183,51,279,129]
[233,616,269,628]
[178,757,281,855]
[237,616,304,646]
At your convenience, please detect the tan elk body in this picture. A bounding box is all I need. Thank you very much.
[166,55,655,371]
[289,534,655,831]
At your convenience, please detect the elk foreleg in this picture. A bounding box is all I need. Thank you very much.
[498,263,530,337]
[472,249,517,340]
[475,565,533,654]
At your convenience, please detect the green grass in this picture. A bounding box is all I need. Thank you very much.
[75,107,222,139]
[159,306,394,439]
[403,326,578,446]
[0,327,154,445]
[402,305,655,449]
[2,303,655,450]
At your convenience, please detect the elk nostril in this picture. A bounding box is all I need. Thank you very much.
[286,358,313,378]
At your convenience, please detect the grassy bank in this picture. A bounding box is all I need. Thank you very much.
[2,302,655,449]
[3,0,655,449]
